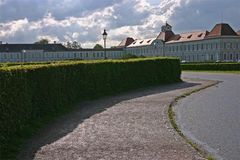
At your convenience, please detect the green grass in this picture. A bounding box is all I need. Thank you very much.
[183,70,240,74]
[181,62,240,71]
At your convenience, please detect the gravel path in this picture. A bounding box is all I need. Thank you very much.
[18,78,216,160]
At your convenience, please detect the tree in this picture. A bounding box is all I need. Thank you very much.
[66,41,72,48]
[34,39,49,44]
[93,44,103,50]
[71,41,81,49]
[65,41,81,49]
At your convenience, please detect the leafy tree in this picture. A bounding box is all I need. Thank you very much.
[71,41,81,49]
[93,44,103,50]
[66,41,72,48]
[34,39,49,44]
[65,41,81,49]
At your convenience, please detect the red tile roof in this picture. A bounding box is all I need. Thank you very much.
[207,23,237,37]
[117,37,135,48]
[167,31,208,43]
[156,31,175,41]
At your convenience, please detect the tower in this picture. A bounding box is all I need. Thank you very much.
[161,22,172,32]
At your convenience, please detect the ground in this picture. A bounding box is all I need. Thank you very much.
[18,78,217,160]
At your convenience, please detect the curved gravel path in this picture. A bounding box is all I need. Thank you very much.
[18,79,216,160]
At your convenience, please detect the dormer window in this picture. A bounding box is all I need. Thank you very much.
[187,35,192,39]
[198,33,203,37]
[140,40,144,44]
[147,40,151,43]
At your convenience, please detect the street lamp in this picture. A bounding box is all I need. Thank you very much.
[22,50,26,62]
[102,29,108,59]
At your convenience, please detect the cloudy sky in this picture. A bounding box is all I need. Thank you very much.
[0,0,240,48]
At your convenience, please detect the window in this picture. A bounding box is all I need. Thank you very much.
[198,33,203,37]
[187,35,192,39]
[210,55,214,61]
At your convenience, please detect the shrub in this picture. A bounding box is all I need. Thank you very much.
[181,62,240,71]
[121,53,139,59]
[0,57,181,159]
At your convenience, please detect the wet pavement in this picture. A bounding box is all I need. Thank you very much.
[175,72,240,160]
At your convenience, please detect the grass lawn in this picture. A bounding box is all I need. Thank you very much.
[182,70,240,74]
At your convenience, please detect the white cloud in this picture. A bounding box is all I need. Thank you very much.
[0,18,29,37]
[0,0,239,48]
[37,35,59,43]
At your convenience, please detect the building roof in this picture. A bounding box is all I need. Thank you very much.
[0,43,124,53]
[167,31,208,43]
[156,31,175,41]
[127,38,156,47]
[0,43,69,52]
[207,23,238,37]
[237,30,240,36]
[117,37,135,48]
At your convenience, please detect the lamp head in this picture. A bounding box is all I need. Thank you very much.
[102,29,107,40]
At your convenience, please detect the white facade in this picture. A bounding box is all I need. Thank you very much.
[126,23,240,62]
[126,37,240,62]
[1,23,240,63]
[0,48,123,63]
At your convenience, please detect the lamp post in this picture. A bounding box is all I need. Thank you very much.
[22,50,26,63]
[102,29,108,59]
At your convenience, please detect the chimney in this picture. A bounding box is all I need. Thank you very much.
[54,41,56,44]
[0,41,2,45]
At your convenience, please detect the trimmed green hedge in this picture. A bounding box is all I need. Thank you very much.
[0,57,181,159]
[181,62,240,71]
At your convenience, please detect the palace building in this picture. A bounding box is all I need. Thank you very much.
[0,22,240,63]
[124,23,240,62]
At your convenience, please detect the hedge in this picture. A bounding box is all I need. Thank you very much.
[0,57,181,159]
[181,62,240,71]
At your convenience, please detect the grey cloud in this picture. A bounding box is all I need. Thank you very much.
[0,0,122,22]
[170,0,240,33]
[0,0,240,47]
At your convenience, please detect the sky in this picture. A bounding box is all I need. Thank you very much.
[0,0,240,48]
